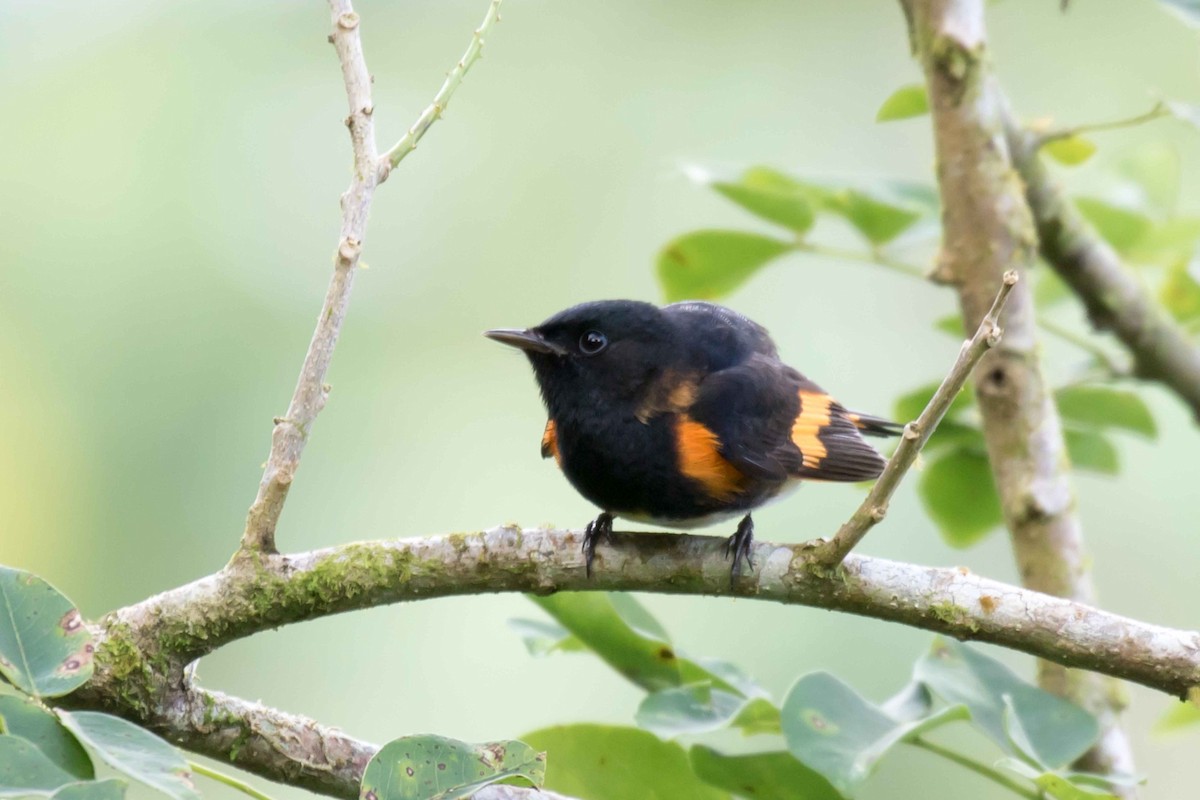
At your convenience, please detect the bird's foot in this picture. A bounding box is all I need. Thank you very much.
[724,514,755,586]
[583,512,614,578]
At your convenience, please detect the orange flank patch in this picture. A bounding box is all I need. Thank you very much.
[541,419,561,465]
[792,391,833,469]
[675,417,745,502]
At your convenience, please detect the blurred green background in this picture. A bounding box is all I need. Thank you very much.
[2,0,1198,797]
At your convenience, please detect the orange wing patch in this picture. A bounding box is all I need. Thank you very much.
[675,416,745,502]
[541,419,562,466]
[792,390,833,470]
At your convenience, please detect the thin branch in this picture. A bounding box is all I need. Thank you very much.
[239,0,385,555]
[1035,102,1168,147]
[903,0,1137,781]
[1004,110,1200,424]
[814,270,1017,566]
[793,241,927,278]
[84,528,1200,705]
[382,0,504,170]
[1036,315,1130,377]
[189,761,279,800]
[909,738,1039,800]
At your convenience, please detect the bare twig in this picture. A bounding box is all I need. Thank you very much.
[815,271,1017,566]
[84,528,1200,705]
[382,0,504,170]
[1004,110,1200,424]
[240,0,504,554]
[239,0,385,555]
[902,0,1137,781]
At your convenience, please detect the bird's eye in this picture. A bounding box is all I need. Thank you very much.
[579,330,607,355]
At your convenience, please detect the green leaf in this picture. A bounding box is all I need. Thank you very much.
[1157,0,1200,27]
[1054,386,1157,438]
[0,568,94,699]
[914,639,1099,768]
[1160,261,1200,322]
[1155,698,1200,733]
[780,672,968,797]
[0,697,92,780]
[360,735,544,800]
[530,594,682,691]
[876,84,929,122]
[822,188,923,246]
[505,619,586,657]
[1074,198,1154,257]
[1034,774,1119,800]
[56,712,198,800]
[1063,428,1119,475]
[932,314,966,338]
[1044,136,1097,167]
[689,746,843,800]
[46,781,127,800]
[708,169,816,233]
[1034,270,1072,307]
[657,230,792,302]
[1128,217,1200,265]
[918,449,1003,547]
[0,735,80,795]
[635,684,776,738]
[521,725,729,800]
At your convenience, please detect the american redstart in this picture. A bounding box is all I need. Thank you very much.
[486,300,901,582]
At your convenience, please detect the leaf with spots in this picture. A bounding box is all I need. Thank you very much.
[780,672,968,797]
[360,735,544,800]
[914,639,1099,769]
[520,725,728,800]
[689,746,843,800]
[0,734,80,794]
[0,567,94,698]
[56,712,198,800]
[0,695,93,780]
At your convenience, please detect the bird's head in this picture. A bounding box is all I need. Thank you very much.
[486,300,680,416]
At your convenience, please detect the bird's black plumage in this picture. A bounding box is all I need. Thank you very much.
[486,299,900,582]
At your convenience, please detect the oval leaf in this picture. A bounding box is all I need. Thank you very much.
[915,639,1099,769]
[520,725,728,800]
[1054,386,1156,438]
[361,735,544,800]
[876,84,929,122]
[0,735,79,795]
[0,567,94,698]
[635,684,750,738]
[780,672,968,796]
[1160,262,1200,322]
[689,746,842,800]
[56,712,198,800]
[656,231,792,302]
[918,449,1003,547]
[1063,429,1119,475]
[49,781,127,800]
[710,171,816,233]
[0,696,93,780]
[1073,198,1153,256]
[1044,136,1097,167]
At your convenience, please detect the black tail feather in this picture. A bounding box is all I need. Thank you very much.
[848,412,905,438]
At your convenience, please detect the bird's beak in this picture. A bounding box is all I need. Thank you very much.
[484,328,567,356]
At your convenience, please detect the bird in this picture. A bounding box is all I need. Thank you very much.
[485,299,902,584]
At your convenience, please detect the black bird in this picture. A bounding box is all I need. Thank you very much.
[486,300,901,583]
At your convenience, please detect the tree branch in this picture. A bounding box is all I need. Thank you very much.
[902,0,1137,780]
[144,685,570,800]
[1003,109,1200,424]
[82,528,1200,711]
[815,270,1017,565]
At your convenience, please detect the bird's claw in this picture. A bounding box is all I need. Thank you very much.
[583,512,614,578]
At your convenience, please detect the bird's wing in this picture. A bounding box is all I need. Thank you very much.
[683,355,891,484]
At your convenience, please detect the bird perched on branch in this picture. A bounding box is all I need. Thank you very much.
[486,300,901,584]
